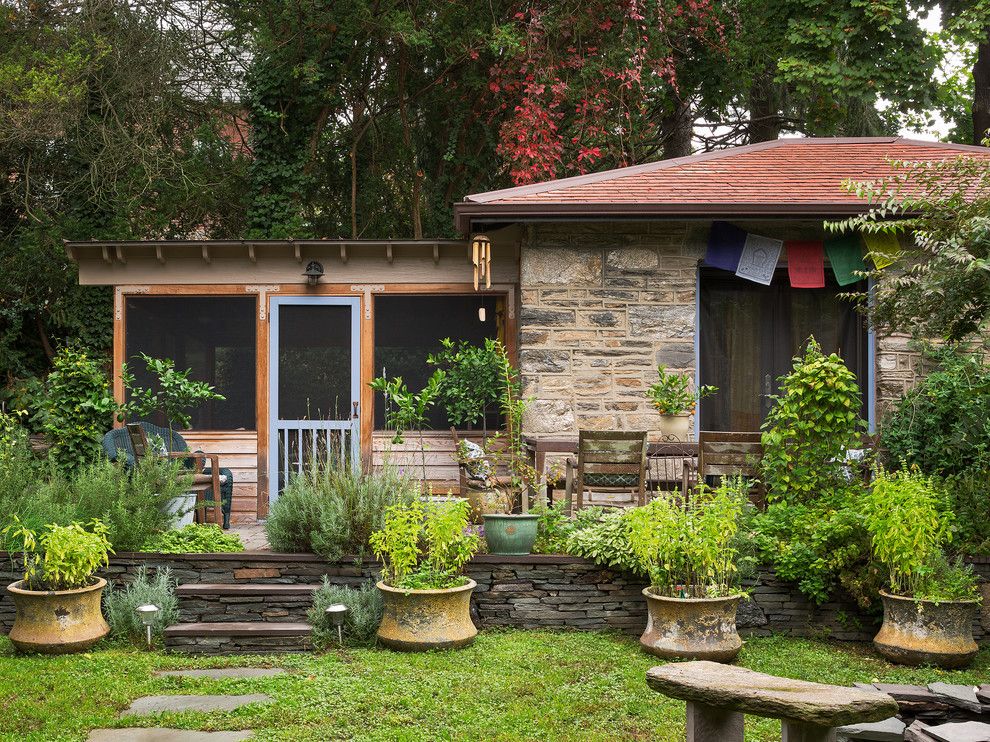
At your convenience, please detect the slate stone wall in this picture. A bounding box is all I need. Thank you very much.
[4,552,987,642]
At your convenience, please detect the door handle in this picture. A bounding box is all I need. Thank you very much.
[352,401,359,419]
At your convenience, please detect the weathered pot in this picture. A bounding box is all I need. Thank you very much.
[873,591,979,669]
[464,486,510,522]
[657,414,692,441]
[640,589,742,662]
[376,579,477,651]
[483,513,539,556]
[6,578,110,654]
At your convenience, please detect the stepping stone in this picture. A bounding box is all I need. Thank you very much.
[928,683,983,714]
[836,716,906,741]
[89,731,252,741]
[155,669,286,680]
[120,694,273,717]
[925,721,990,742]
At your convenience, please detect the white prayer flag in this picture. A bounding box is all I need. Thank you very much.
[735,234,783,285]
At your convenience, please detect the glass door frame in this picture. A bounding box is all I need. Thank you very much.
[267,295,361,507]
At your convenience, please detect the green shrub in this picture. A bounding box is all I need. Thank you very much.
[4,518,113,591]
[943,469,990,555]
[881,346,990,476]
[0,437,72,547]
[370,499,478,590]
[308,580,383,648]
[142,524,244,554]
[104,566,179,645]
[761,338,866,504]
[41,345,117,473]
[566,510,643,576]
[265,463,417,560]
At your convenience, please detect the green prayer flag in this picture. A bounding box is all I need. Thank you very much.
[824,234,867,286]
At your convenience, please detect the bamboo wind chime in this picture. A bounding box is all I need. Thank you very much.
[472,234,492,290]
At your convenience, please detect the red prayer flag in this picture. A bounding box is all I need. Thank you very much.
[786,241,825,288]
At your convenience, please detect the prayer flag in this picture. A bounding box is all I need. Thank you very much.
[785,241,825,288]
[705,221,746,272]
[824,234,867,286]
[862,231,901,270]
[735,234,783,285]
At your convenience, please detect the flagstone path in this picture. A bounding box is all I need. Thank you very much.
[154,668,285,680]
[120,693,273,717]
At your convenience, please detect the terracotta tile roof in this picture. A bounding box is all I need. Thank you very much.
[454,137,990,231]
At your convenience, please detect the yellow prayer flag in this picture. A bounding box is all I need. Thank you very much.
[862,232,901,270]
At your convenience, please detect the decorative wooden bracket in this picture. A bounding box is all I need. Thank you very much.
[246,284,281,320]
[114,286,150,320]
[350,284,383,320]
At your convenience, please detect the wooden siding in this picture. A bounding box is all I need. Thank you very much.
[183,431,259,524]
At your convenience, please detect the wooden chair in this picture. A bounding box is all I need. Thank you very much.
[684,431,764,507]
[564,430,648,512]
[125,423,223,525]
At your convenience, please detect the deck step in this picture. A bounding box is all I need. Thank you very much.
[176,583,321,624]
[164,622,313,655]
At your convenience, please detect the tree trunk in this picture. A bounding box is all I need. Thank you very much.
[397,47,423,239]
[973,35,990,146]
[747,74,781,143]
[661,100,694,159]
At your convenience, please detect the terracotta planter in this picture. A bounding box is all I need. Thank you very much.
[483,513,539,556]
[6,578,110,654]
[873,591,979,669]
[657,414,692,441]
[640,588,742,662]
[376,579,477,651]
[464,486,510,523]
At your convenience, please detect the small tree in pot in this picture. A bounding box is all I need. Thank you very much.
[4,518,113,654]
[862,465,980,669]
[628,478,749,662]
[370,498,480,651]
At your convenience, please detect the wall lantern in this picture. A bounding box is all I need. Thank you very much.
[303,260,325,286]
[471,234,492,290]
[135,603,160,650]
[325,603,349,646]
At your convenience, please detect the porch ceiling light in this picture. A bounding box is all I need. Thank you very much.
[303,260,325,286]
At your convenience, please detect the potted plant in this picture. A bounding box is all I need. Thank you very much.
[479,342,541,555]
[4,518,113,654]
[628,478,747,662]
[370,498,480,651]
[645,365,717,441]
[862,466,980,669]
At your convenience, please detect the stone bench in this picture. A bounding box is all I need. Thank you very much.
[646,661,899,742]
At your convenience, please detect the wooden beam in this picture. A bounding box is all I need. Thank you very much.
[201,244,211,264]
[340,243,348,263]
[155,245,166,265]
[385,243,393,264]
[255,290,269,519]
[247,244,256,264]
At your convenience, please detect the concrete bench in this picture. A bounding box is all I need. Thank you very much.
[646,661,899,742]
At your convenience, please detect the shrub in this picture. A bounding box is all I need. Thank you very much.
[881,346,990,476]
[533,503,608,555]
[265,463,417,560]
[41,345,117,473]
[761,338,866,504]
[943,469,990,555]
[565,510,643,576]
[104,566,179,645]
[308,580,383,648]
[4,518,113,591]
[370,499,479,590]
[0,437,73,547]
[142,524,244,554]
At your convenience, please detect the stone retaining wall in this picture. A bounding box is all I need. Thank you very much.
[4,552,988,642]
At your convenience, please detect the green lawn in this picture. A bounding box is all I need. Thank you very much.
[1,631,987,741]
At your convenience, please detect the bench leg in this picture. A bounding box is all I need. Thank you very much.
[686,701,744,742]
[781,720,836,742]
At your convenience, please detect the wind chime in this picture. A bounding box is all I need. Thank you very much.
[471,233,492,290]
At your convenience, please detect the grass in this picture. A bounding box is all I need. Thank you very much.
[1,631,988,741]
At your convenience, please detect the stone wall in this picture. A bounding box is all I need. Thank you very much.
[517,220,926,438]
[4,552,988,642]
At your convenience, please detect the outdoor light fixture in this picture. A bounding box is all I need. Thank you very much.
[471,234,492,290]
[478,305,487,322]
[324,603,349,646]
[302,260,325,286]
[135,603,160,650]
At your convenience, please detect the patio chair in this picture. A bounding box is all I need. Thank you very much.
[101,421,233,528]
[564,430,648,513]
[683,431,764,507]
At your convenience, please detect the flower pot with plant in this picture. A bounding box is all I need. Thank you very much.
[628,478,748,662]
[646,365,717,441]
[862,466,980,669]
[370,498,480,651]
[4,518,113,654]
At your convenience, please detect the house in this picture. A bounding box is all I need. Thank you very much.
[67,137,990,523]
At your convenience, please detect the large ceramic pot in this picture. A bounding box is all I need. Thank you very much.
[873,591,979,669]
[376,579,477,651]
[483,513,539,556]
[640,588,742,662]
[657,414,691,441]
[6,578,110,654]
[464,486,510,523]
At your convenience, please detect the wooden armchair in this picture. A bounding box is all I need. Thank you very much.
[683,431,764,507]
[116,423,224,526]
[564,430,648,513]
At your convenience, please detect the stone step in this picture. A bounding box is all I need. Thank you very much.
[164,622,312,655]
[176,583,321,624]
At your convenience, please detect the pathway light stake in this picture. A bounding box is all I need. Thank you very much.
[135,604,160,650]
[325,604,349,646]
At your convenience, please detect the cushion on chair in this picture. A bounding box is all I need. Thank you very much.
[583,472,640,488]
